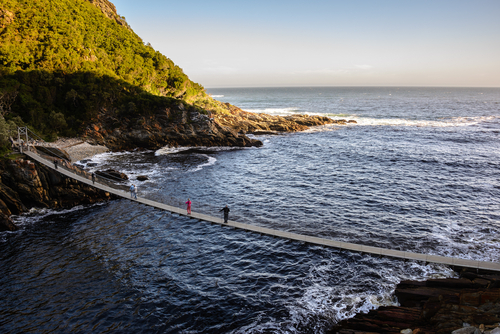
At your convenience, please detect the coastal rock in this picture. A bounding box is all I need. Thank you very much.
[214,105,356,134]
[81,101,351,151]
[0,157,114,221]
[330,270,500,334]
[136,175,149,181]
[0,211,17,231]
[95,169,128,182]
[83,104,263,151]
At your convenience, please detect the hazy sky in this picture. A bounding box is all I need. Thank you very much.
[110,0,500,88]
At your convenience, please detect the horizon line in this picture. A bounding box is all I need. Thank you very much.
[205,85,500,89]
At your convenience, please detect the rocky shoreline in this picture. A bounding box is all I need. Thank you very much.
[41,138,109,162]
[1,108,353,231]
[81,103,354,151]
[0,155,114,232]
[330,269,500,334]
[5,109,497,333]
[214,103,356,134]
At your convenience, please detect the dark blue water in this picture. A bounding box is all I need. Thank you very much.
[2,87,500,333]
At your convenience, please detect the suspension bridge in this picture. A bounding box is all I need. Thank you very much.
[13,127,500,272]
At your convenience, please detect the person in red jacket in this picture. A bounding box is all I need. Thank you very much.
[186,199,192,214]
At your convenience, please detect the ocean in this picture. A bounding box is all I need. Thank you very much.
[1,87,499,333]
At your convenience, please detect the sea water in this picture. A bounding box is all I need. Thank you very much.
[1,87,499,333]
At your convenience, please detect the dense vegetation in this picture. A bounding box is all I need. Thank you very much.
[0,0,225,152]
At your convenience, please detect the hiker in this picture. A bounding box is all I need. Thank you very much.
[130,184,137,199]
[54,160,58,169]
[186,198,192,214]
[91,173,96,184]
[219,205,230,224]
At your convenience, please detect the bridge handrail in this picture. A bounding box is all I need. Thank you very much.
[17,129,500,272]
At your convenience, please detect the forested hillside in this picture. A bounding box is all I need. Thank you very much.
[0,0,223,149]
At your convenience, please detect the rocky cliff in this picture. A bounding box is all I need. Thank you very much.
[85,0,128,27]
[330,269,500,334]
[0,156,113,231]
[214,103,356,134]
[82,102,263,151]
[81,99,355,151]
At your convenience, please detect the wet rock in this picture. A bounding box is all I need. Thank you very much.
[452,327,477,334]
[330,270,500,334]
[136,175,149,181]
[0,157,114,222]
[0,211,17,231]
[95,169,128,182]
[83,103,263,151]
[81,100,354,152]
[214,106,357,135]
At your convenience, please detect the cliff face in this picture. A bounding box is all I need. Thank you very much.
[0,157,113,231]
[214,103,356,134]
[85,0,128,27]
[83,102,263,150]
[331,270,500,334]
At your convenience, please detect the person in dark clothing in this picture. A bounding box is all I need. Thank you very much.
[54,160,58,169]
[219,205,230,224]
[91,173,96,184]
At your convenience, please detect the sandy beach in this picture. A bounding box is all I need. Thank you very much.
[51,138,109,162]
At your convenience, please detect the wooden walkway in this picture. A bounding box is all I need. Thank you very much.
[23,149,500,272]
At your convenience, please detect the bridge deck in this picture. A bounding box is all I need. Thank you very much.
[23,149,500,272]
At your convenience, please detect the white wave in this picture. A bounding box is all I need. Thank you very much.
[302,123,350,133]
[238,257,456,333]
[77,150,148,168]
[430,220,500,262]
[155,145,250,156]
[10,202,109,227]
[211,94,224,98]
[346,115,498,128]
[242,107,302,115]
[156,147,219,172]
[155,146,193,155]
[192,154,217,172]
[241,108,498,129]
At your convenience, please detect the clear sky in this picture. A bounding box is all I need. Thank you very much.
[110,0,500,88]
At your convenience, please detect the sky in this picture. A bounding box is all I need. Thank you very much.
[110,0,500,88]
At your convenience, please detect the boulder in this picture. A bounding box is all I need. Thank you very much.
[95,169,128,182]
[331,271,500,334]
[136,175,149,181]
[0,158,115,220]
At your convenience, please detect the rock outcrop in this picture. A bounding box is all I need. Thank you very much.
[85,0,129,28]
[0,157,114,231]
[95,169,128,182]
[83,103,263,151]
[330,270,500,334]
[81,101,355,151]
[214,103,356,134]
